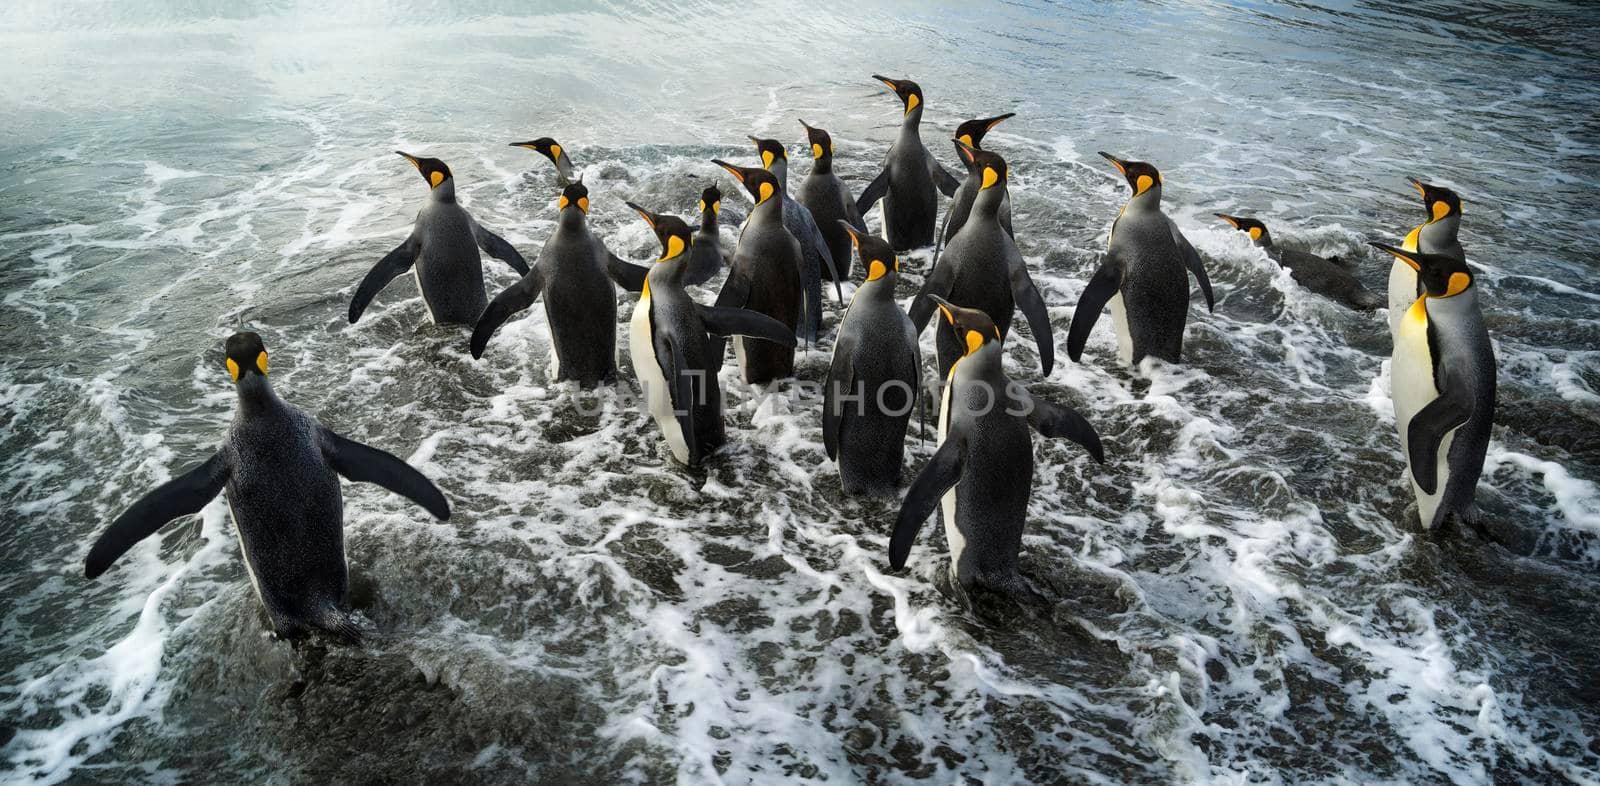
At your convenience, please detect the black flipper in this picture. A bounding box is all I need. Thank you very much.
[85,451,230,578]
[654,328,700,466]
[929,155,961,198]
[908,261,957,333]
[321,429,450,520]
[823,331,859,461]
[890,434,965,570]
[1009,257,1056,376]
[1171,222,1215,312]
[697,305,797,347]
[348,234,420,324]
[472,220,530,276]
[1407,388,1473,495]
[1067,252,1124,362]
[806,216,844,303]
[714,268,752,310]
[470,268,544,359]
[607,252,650,293]
[856,167,891,215]
[1020,391,1104,463]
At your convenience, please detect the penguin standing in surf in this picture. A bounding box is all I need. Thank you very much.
[349,152,530,327]
[795,120,868,280]
[857,76,962,250]
[1388,178,1464,335]
[1067,153,1215,366]
[470,180,644,387]
[940,112,1016,244]
[712,160,804,384]
[625,202,796,466]
[685,184,730,286]
[510,137,578,185]
[747,135,843,341]
[825,224,919,495]
[909,144,1054,379]
[1371,242,1495,531]
[1215,214,1383,310]
[84,333,450,643]
[891,297,1103,597]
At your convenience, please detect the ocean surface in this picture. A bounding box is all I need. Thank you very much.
[3,1,1599,783]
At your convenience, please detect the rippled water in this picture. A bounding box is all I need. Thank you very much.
[3,1,1599,783]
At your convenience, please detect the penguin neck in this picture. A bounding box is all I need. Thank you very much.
[750,196,782,224]
[1420,214,1460,250]
[234,374,282,416]
[699,207,719,232]
[557,207,587,233]
[971,186,1005,219]
[899,108,923,136]
[767,160,789,192]
[1252,228,1275,249]
[810,154,833,176]
[953,341,1003,382]
[553,153,576,185]
[430,179,457,204]
[1124,188,1161,214]
[651,256,687,290]
[859,271,898,300]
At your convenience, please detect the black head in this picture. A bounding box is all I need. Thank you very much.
[225,331,269,382]
[872,75,924,116]
[927,295,1001,357]
[955,141,1008,191]
[799,120,833,161]
[953,112,1015,149]
[1098,152,1161,197]
[627,201,693,262]
[510,137,563,163]
[839,221,898,282]
[1215,213,1271,244]
[699,184,722,217]
[558,181,589,214]
[711,159,779,206]
[1407,177,1462,222]
[1369,242,1474,299]
[397,151,452,189]
[748,136,788,170]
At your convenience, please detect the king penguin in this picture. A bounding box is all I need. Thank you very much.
[510,137,578,185]
[940,112,1016,244]
[857,76,962,250]
[795,120,868,280]
[625,203,796,466]
[711,160,805,385]
[1388,178,1465,335]
[84,332,450,643]
[825,223,920,495]
[748,135,843,341]
[1372,242,1495,531]
[470,180,643,387]
[349,152,530,327]
[685,184,731,286]
[909,143,1054,379]
[1067,153,1215,366]
[891,297,1103,597]
[1215,214,1384,310]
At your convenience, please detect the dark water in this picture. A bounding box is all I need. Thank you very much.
[2,1,1599,783]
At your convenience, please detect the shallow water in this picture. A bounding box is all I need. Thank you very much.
[3,1,1599,783]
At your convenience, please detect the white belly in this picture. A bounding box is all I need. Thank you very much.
[227,498,267,607]
[734,336,751,382]
[938,368,964,579]
[1391,303,1451,528]
[1386,261,1417,336]
[630,298,690,464]
[413,266,438,324]
[1109,293,1134,366]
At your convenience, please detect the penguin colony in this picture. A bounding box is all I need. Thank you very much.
[85,76,1495,641]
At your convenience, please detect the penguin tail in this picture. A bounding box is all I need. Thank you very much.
[313,607,365,646]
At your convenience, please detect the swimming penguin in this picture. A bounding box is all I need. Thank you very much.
[748,135,844,340]
[1067,153,1215,366]
[349,152,530,327]
[825,223,920,495]
[685,184,731,286]
[857,76,962,251]
[910,143,1054,379]
[470,180,643,387]
[84,332,450,643]
[712,160,804,385]
[1388,178,1465,335]
[891,296,1103,597]
[795,120,868,280]
[940,112,1016,244]
[1215,214,1384,310]
[625,203,796,466]
[1371,242,1495,531]
[510,137,578,185]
